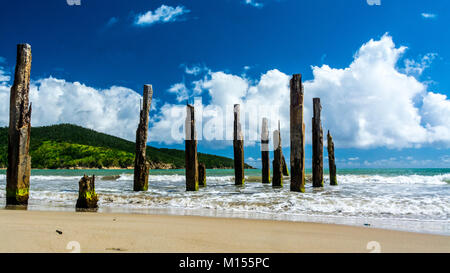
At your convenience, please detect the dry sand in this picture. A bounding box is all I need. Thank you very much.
[0,209,449,253]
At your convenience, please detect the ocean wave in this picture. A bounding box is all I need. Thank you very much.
[11,188,446,221]
[337,174,450,185]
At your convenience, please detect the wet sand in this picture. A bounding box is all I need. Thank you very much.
[0,210,449,253]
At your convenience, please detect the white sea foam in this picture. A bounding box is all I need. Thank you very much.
[0,172,449,234]
[337,174,450,185]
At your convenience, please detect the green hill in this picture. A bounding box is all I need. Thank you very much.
[0,124,253,169]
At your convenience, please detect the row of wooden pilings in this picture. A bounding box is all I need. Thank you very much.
[5,44,337,210]
[178,75,338,192]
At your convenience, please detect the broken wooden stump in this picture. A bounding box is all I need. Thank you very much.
[198,163,206,187]
[233,104,244,186]
[272,128,283,187]
[261,118,270,184]
[281,155,289,176]
[185,104,199,191]
[76,175,98,209]
[133,85,153,191]
[312,98,324,188]
[6,44,32,206]
[290,74,306,192]
[327,130,338,186]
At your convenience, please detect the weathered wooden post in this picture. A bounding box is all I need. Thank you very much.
[261,118,270,184]
[76,175,98,209]
[272,128,283,187]
[133,85,153,191]
[198,163,206,187]
[281,155,289,176]
[290,74,306,192]
[185,104,199,191]
[312,98,324,187]
[6,44,32,206]
[327,130,338,186]
[233,104,244,186]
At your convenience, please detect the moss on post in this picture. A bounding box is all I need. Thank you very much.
[327,130,338,186]
[76,175,98,209]
[261,118,270,184]
[198,163,206,187]
[133,85,153,191]
[233,104,244,186]
[290,74,306,193]
[185,104,199,191]
[6,44,32,206]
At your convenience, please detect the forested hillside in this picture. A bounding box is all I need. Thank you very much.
[0,124,252,169]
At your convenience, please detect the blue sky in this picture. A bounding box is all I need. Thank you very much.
[0,0,449,168]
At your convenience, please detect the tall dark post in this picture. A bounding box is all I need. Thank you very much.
[233,104,244,186]
[133,85,153,191]
[327,131,338,186]
[281,155,289,176]
[272,127,283,187]
[6,44,32,206]
[76,175,98,209]
[312,98,324,187]
[261,118,270,184]
[290,74,305,192]
[185,105,199,191]
[198,163,206,187]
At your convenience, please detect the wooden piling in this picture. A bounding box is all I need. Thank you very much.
[233,104,244,186]
[272,128,283,187]
[290,74,306,192]
[281,155,289,176]
[261,118,270,184]
[312,98,324,187]
[76,175,98,209]
[327,130,338,186]
[185,104,199,191]
[6,44,32,206]
[133,85,153,191]
[198,163,206,187]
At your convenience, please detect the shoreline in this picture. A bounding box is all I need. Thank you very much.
[0,209,449,253]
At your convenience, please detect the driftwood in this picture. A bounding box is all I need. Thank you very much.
[6,44,32,205]
[289,74,306,192]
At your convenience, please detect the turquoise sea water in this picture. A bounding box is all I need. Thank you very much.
[4,167,447,177]
[0,168,449,235]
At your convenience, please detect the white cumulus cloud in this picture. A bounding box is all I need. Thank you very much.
[152,34,450,149]
[1,34,449,151]
[135,5,189,26]
[403,53,438,76]
[168,83,189,102]
[0,75,142,141]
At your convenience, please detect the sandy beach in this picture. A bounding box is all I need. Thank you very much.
[0,210,448,253]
